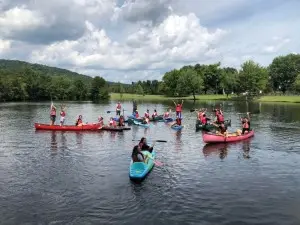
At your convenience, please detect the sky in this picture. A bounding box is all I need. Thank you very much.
[0,0,299,83]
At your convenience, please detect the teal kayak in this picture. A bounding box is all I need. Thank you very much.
[133,120,151,128]
[129,150,156,180]
[171,124,184,131]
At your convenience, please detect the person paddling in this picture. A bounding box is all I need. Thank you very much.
[144,109,150,119]
[50,103,56,125]
[98,116,104,126]
[138,137,154,153]
[241,112,251,134]
[75,115,83,126]
[116,102,122,116]
[109,117,117,127]
[173,100,184,118]
[60,105,66,126]
[131,145,145,162]
[163,108,170,119]
[152,109,158,118]
[135,110,140,118]
[119,115,125,126]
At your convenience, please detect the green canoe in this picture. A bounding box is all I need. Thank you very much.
[195,119,231,132]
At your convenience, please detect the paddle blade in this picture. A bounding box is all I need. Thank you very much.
[154,160,163,166]
[155,140,167,143]
[190,109,196,112]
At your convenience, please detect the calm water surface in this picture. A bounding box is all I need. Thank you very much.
[1,100,300,225]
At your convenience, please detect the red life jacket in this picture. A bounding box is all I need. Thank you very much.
[176,104,182,112]
[153,112,157,117]
[198,112,203,120]
[60,111,66,117]
[77,118,82,124]
[164,112,169,117]
[145,112,150,118]
[136,112,139,118]
[243,119,249,128]
[176,118,181,125]
[201,117,207,124]
[116,104,121,110]
[217,114,224,123]
[50,108,56,116]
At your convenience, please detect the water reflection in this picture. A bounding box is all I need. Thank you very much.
[202,140,252,160]
[60,132,67,151]
[202,143,228,159]
[76,132,83,147]
[50,131,58,153]
[174,131,182,152]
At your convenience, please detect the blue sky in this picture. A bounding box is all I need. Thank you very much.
[0,0,299,83]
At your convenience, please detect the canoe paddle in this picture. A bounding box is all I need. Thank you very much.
[132,139,167,143]
[107,110,127,113]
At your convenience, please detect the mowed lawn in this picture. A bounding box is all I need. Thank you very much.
[258,95,300,103]
[110,93,233,101]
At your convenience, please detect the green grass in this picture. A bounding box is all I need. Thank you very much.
[110,93,234,101]
[257,95,300,103]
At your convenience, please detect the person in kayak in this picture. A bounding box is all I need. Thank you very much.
[173,100,184,118]
[241,112,251,134]
[163,109,170,119]
[131,145,144,162]
[172,116,182,127]
[98,116,104,126]
[197,108,206,122]
[50,103,56,125]
[152,109,158,118]
[59,105,66,126]
[132,100,137,114]
[109,117,117,127]
[116,102,122,116]
[135,110,140,118]
[138,137,154,153]
[118,115,125,126]
[75,115,83,126]
[141,117,150,124]
[144,109,150,119]
[201,113,211,125]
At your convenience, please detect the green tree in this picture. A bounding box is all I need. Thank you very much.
[293,74,300,93]
[177,68,203,100]
[162,69,181,96]
[237,60,268,95]
[73,79,88,100]
[202,63,222,94]
[90,76,107,102]
[220,67,238,98]
[269,54,300,93]
[119,83,125,98]
[135,84,144,95]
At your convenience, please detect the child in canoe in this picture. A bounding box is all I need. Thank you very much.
[241,112,251,134]
[131,145,151,163]
[118,115,125,126]
[75,115,83,126]
[109,117,117,127]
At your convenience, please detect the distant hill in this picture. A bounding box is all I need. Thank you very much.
[0,59,93,83]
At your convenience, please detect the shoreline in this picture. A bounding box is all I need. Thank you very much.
[110,93,300,103]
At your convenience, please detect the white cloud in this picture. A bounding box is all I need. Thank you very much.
[31,13,226,73]
[0,39,11,54]
[1,0,300,82]
[0,6,45,35]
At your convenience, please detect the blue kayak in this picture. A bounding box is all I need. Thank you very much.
[133,120,151,128]
[171,124,184,131]
[164,118,174,123]
[129,150,156,180]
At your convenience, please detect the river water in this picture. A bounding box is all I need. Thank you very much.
[1,100,300,225]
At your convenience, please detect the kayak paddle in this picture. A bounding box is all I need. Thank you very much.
[132,139,167,143]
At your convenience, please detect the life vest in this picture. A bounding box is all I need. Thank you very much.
[109,120,114,125]
[176,104,182,112]
[176,118,181,125]
[50,108,56,116]
[112,120,117,126]
[243,120,249,129]
[153,112,158,117]
[164,112,169,117]
[60,111,66,117]
[201,117,207,124]
[145,112,150,118]
[76,118,82,125]
[136,112,139,118]
[198,112,203,120]
[217,114,224,123]
[116,103,121,110]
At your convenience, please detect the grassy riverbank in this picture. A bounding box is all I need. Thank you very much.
[257,95,300,103]
[110,93,233,101]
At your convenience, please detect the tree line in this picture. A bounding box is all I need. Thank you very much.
[0,63,109,102]
[113,53,300,99]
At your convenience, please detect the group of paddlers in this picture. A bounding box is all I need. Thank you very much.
[196,106,251,136]
[49,103,125,127]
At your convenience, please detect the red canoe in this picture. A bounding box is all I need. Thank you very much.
[202,130,254,143]
[35,123,102,131]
